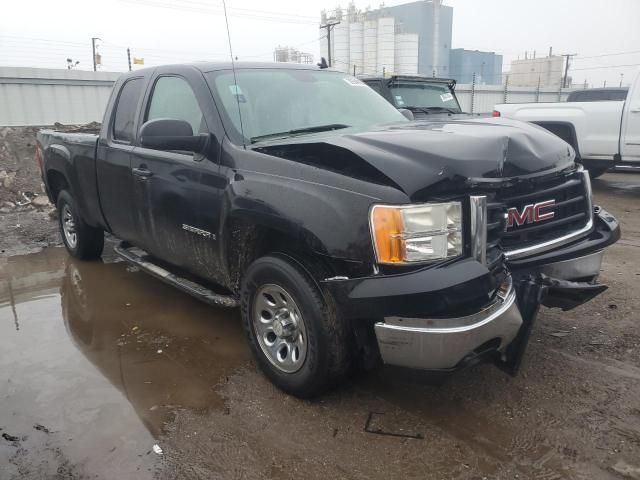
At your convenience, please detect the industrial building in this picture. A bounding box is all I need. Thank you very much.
[319,1,453,77]
[273,46,314,64]
[507,50,566,88]
[449,49,503,85]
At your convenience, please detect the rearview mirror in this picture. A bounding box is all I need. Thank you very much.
[139,118,207,153]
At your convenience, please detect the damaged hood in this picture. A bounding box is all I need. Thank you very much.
[253,117,576,199]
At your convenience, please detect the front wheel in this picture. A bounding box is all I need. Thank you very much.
[240,254,351,398]
[57,190,104,260]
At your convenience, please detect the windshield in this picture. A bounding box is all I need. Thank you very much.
[389,82,462,112]
[207,69,407,144]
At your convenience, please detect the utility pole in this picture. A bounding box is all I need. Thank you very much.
[561,53,577,88]
[127,48,132,72]
[319,19,340,67]
[620,73,624,87]
[91,37,101,71]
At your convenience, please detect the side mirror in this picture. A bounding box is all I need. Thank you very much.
[139,118,207,153]
[398,108,414,121]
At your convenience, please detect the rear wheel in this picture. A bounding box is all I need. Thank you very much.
[240,254,351,398]
[57,190,104,260]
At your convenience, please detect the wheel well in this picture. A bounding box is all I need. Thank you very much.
[533,122,581,159]
[47,170,70,202]
[226,218,380,370]
[225,218,333,295]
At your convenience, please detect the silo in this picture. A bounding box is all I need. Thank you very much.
[376,17,395,76]
[349,22,364,75]
[394,33,419,75]
[332,21,350,73]
[363,19,377,75]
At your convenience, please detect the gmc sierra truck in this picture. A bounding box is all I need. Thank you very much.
[36,62,620,398]
[494,69,640,178]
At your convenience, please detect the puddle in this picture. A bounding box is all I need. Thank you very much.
[0,247,250,478]
[1,246,637,479]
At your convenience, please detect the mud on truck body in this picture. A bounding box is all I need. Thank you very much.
[36,63,620,397]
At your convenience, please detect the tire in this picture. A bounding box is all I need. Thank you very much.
[240,253,351,398]
[57,190,104,260]
[587,168,608,179]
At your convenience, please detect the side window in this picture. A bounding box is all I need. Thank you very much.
[113,78,143,143]
[146,76,205,135]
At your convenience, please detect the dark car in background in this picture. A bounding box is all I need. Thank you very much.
[360,75,463,118]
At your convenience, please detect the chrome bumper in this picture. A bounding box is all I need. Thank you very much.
[374,276,522,371]
[537,249,604,280]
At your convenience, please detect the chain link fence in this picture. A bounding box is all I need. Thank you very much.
[455,74,579,114]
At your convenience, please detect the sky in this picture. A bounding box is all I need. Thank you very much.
[1,0,639,87]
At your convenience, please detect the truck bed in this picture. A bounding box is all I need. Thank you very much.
[494,101,625,161]
[36,128,103,228]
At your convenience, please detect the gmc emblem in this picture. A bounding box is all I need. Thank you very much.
[507,200,556,228]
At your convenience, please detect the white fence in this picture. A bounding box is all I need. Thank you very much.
[455,83,577,114]
[0,67,120,126]
[0,66,581,126]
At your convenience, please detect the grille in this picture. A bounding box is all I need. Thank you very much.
[486,170,591,254]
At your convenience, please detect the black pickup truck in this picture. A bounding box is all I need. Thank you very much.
[360,74,463,118]
[37,62,619,398]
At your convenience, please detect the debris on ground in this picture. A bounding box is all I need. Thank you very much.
[0,124,99,256]
[33,424,51,434]
[549,330,571,338]
[2,432,20,443]
[152,444,164,455]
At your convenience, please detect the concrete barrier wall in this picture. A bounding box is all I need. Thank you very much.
[0,66,581,125]
[0,67,121,126]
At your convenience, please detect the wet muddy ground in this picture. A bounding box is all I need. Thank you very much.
[1,172,640,479]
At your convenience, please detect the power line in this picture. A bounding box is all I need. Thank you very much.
[571,49,640,61]
[118,0,320,24]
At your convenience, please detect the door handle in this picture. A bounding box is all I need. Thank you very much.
[132,167,154,178]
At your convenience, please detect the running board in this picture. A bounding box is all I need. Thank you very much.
[114,242,238,308]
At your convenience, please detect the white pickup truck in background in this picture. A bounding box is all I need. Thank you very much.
[494,70,640,178]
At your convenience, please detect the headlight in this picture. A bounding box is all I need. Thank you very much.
[370,202,463,264]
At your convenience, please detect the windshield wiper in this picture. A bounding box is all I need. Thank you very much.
[250,124,351,143]
[420,106,461,114]
[403,106,431,115]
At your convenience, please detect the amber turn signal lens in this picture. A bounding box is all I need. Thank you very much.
[371,206,405,263]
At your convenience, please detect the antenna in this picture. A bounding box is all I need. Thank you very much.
[222,0,246,148]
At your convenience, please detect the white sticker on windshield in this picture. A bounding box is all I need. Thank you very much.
[343,77,367,86]
[229,84,246,103]
[440,92,454,102]
[394,95,405,106]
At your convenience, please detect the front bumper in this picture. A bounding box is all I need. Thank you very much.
[324,206,620,374]
[507,206,620,282]
[374,276,522,370]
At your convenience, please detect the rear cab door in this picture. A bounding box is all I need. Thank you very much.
[96,75,147,242]
[130,65,228,281]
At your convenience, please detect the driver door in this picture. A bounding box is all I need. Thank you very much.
[131,71,216,274]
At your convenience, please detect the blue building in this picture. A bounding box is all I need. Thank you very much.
[449,49,503,85]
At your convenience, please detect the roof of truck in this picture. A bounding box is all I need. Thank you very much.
[358,74,457,84]
[121,61,335,77]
